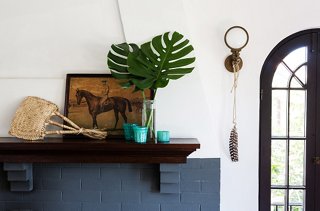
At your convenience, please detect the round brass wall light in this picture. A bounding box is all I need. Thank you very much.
[224,26,249,72]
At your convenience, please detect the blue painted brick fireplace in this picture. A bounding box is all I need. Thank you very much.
[0,158,220,211]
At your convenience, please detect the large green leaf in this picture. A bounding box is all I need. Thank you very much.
[107,43,141,83]
[127,31,195,90]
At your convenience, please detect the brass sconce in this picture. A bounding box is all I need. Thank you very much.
[224,26,249,72]
[224,26,249,162]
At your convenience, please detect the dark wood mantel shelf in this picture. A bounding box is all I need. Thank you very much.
[0,137,200,163]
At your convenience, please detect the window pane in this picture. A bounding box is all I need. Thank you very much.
[272,63,291,88]
[283,47,307,71]
[295,66,307,85]
[289,140,305,186]
[271,205,285,211]
[289,90,306,137]
[289,189,304,210]
[272,91,287,137]
[290,77,303,88]
[271,189,286,210]
[271,140,286,185]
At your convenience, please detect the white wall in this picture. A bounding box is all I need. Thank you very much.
[1,0,320,211]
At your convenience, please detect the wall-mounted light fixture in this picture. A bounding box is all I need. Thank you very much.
[224,26,249,162]
[224,26,249,72]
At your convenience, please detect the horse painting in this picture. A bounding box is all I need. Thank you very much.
[75,89,132,129]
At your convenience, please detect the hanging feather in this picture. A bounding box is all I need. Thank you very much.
[229,125,239,162]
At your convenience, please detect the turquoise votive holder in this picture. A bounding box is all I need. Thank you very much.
[130,124,138,140]
[123,123,138,141]
[133,126,148,143]
[123,123,132,141]
[157,131,170,143]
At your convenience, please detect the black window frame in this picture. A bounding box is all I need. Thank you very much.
[259,29,320,211]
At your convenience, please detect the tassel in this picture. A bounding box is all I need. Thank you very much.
[229,125,239,162]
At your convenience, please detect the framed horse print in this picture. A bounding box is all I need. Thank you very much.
[64,74,153,138]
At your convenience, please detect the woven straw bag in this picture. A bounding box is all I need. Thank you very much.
[9,96,107,140]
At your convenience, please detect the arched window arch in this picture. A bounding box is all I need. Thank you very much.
[260,29,320,211]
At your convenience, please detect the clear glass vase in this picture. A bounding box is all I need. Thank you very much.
[142,99,156,140]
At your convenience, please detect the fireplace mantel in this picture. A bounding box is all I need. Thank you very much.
[1,137,200,192]
[0,137,200,163]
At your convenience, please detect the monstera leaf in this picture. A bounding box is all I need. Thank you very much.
[107,32,195,92]
[107,43,141,88]
[127,31,195,90]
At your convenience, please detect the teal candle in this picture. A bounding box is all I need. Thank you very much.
[133,126,148,143]
[123,123,132,141]
[157,131,170,143]
[123,123,138,141]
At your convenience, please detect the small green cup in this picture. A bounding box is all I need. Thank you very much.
[133,126,148,143]
[123,123,132,141]
[123,123,138,141]
[157,131,170,143]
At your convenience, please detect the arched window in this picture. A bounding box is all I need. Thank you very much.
[260,29,320,211]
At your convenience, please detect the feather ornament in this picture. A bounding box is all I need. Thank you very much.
[229,125,239,162]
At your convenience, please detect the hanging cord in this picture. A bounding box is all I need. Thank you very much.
[229,58,240,162]
[231,59,240,125]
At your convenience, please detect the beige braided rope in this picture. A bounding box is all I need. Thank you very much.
[9,96,107,140]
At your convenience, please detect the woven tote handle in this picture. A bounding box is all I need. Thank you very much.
[46,111,107,140]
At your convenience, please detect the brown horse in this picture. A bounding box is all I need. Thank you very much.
[75,89,132,129]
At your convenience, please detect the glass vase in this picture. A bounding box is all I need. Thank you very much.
[142,99,156,140]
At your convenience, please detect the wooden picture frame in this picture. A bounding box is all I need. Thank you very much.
[64,74,153,138]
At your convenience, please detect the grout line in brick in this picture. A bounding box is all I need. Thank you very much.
[60,191,63,201]
[99,167,101,179]
[59,167,62,179]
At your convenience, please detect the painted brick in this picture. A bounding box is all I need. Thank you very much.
[62,190,100,202]
[7,170,32,182]
[43,202,81,211]
[160,163,180,172]
[122,203,160,211]
[201,203,220,211]
[181,192,219,204]
[4,202,42,211]
[42,179,81,191]
[201,181,220,193]
[161,203,201,211]
[81,178,120,191]
[32,178,42,190]
[0,159,220,211]
[141,192,180,203]
[22,190,62,201]
[10,180,33,192]
[160,172,180,183]
[180,181,201,192]
[160,183,180,193]
[120,163,156,169]
[101,168,140,180]
[121,179,158,192]
[0,192,23,201]
[81,202,121,211]
[34,167,61,179]
[81,163,120,168]
[200,158,220,169]
[101,191,140,203]
[181,159,201,169]
[180,169,216,181]
[62,167,100,179]
[3,163,29,171]
[140,168,159,180]
[43,163,81,168]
